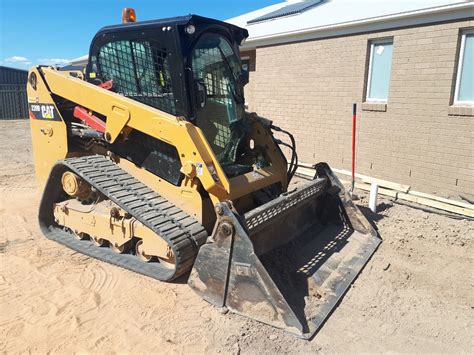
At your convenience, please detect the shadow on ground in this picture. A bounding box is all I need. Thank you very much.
[358,202,393,227]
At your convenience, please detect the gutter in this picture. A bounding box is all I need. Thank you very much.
[239,2,474,49]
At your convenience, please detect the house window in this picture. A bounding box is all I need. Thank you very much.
[454,29,474,104]
[366,40,393,102]
[241,58,250,74]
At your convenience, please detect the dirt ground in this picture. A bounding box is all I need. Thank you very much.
[1,119,473,354]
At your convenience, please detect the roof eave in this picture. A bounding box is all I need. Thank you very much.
[240,2,474,50]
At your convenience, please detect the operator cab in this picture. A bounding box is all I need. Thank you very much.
[86,14,256,178]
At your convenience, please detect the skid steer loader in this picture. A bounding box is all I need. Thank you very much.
[27,12,380,338]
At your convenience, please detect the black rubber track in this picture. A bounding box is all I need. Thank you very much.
[38,155,208,281]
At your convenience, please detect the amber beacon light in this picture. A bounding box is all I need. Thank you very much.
[122,8,137,23]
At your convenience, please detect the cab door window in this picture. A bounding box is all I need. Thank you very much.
[191,34,245,164]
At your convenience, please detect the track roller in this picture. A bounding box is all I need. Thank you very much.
[91,236,107,247]
[110,240,132,254]
[136,240,154,262]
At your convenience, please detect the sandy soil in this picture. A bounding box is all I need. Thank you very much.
[1,120,473,354]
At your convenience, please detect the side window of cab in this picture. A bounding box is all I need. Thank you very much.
[97,39,176,115]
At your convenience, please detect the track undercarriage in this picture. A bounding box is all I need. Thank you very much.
[40,155,208,281]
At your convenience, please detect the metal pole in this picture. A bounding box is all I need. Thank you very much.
[351,103,357,192]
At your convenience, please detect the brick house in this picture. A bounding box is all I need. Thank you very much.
[228,0,474,198]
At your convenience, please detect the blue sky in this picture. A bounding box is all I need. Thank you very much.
[0,0,279,69]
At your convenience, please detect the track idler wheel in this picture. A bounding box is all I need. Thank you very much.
[61,171,94,200]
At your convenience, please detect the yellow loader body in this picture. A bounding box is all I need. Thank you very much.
[28,14,380,338]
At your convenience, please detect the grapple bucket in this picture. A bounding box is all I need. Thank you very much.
[188,163,381,339]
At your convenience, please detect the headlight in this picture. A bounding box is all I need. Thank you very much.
[185,25,196,35]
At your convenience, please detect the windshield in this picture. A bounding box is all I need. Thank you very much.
[191,33,246,166]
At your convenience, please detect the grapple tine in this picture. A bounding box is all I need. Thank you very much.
[189,163,381,338]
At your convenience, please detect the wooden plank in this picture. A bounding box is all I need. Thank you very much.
[408,190,473,210]
[400,192,474,218]
[297,162,315,169]
[349,181,398,198]
[360,176,410,193]
[345,180,474,218]
[297,162,410,192]
[296,163,473,217]
[295,166,316,177]
[331,168,410,193]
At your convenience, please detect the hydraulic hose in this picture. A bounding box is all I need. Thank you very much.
[249,114,299,183]
[271,124,298,183]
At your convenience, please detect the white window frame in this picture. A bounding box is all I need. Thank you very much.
[366,39,394,103]
[454,28,474,105]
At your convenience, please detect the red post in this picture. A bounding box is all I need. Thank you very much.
[351,103,357,192]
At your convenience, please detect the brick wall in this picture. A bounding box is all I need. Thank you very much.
[242,19,474,198]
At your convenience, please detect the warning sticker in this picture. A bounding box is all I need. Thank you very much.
[251,170,264,180]
[196,162,203,176]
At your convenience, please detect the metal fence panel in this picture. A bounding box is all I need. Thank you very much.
[0,66,28,119]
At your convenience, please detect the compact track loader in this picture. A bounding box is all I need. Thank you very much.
[27,13,380,338]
